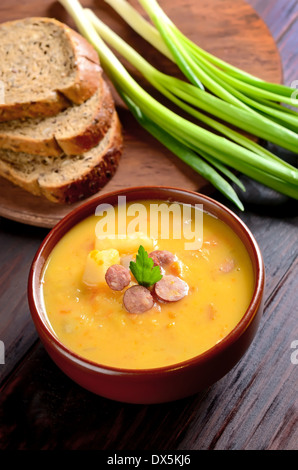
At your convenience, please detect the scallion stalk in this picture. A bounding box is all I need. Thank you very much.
[86,10,297,164]
[103,0,294,100]
[105,0,298,127]
[59,0,298,208]
[136,0,298,106]
[119,91,245,208]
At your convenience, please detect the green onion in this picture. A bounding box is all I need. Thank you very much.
[135,0,298,106]
[119,90,245,208]
[86,10,297,165]
[103,0,294,100]
[105,0,298,141]
[105,0,298,126]
[59,0,298,208]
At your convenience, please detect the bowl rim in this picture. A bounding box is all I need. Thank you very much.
[28,185,265,376]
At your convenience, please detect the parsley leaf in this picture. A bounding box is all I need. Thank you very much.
[129,245,163,287]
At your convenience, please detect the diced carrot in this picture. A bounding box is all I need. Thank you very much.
[169,261,181,276]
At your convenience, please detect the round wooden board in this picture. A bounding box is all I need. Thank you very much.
[0,0,282,228]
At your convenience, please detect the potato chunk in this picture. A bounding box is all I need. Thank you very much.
[82,249,120,287]
[95,232,154,254]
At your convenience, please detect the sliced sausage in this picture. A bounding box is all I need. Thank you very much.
[123,285,154,314]
[154,275,188,302]
[148,252,161,267]
[149,250,176,266]
[105,264,131,291]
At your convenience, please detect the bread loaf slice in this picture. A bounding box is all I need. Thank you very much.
[0,17,102,122]
[0,80,115,157]
[0,111,123,204]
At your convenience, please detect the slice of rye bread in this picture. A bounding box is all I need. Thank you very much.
[0,111,123,204]
[0,80,115,157]
[0,17,102,122]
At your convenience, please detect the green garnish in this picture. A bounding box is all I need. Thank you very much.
[129,245,162,288]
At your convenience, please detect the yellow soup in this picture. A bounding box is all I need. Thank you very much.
[42,200,254,369]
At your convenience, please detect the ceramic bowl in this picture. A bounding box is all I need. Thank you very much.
[28,186,265,404]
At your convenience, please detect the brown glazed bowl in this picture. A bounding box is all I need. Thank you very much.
[28,186,265,404]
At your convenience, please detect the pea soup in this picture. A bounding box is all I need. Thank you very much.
[42,200,254,369]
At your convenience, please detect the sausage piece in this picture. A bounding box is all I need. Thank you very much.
[123,285,154,314]
[148,252,161,267]
[149,250,176,266]
[154,275,188,302]
[105,264,131,291]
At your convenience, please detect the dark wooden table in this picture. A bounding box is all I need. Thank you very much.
[0,0,297,451]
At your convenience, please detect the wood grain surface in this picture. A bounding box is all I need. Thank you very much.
[0,0,297,451]
[0,0,283,228]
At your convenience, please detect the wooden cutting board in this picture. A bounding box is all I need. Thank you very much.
[0,0,282,228]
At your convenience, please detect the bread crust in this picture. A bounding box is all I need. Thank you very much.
[0,112,123,204]
[0,17,102,122]
[45,117,123,204]
[0,80,115,157]
[58,25,102,104]
[60,81,115,156]
[0,93,70,123]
